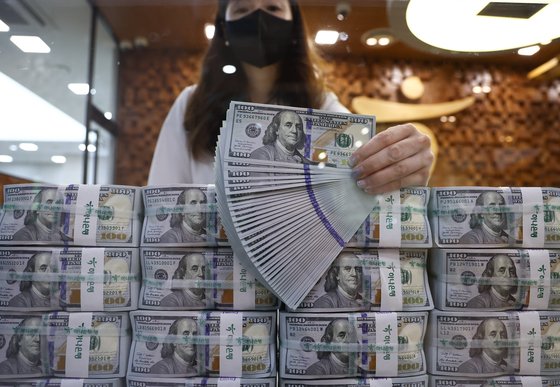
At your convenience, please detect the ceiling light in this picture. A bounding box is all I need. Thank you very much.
[0,19,9,32]
[0,155,13,163]
[19,143,38,151]
[10,35,51,53]
[87,144,96,152]
[104,112,113,120]
[222,65,236,74]
[481,85,492,93]
[472,85,483,94]
[68,83,90,95]
[315,30,339,45]
[389,0,560,53]
[361,29,395,48]
[9,145,17,151]
[518,45,540,56]
[205,23,215,40]
[51,155,67,164]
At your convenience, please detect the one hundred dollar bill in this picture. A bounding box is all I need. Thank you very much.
[44,312,130,378]
[279,311,428,379]
[347,188,431,248]
[0,378,124,386]
[430,187,560,248]
[0,184,142,246]
[140,248,278,310]
[426,310,560,377]
[0,247,140,311]
[280,374,429,386]
[142,185,228,246]
[126,376,276,387]
[429,375,560,387]
[0,313,46,379]
[290,249,432,312]
[222,101,375,183]
[128,310,276,378]
[431,249,560,311]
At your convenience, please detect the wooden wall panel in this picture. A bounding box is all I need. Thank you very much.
[116,49,560,188]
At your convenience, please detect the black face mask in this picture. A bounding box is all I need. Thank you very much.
[225,9,294,68]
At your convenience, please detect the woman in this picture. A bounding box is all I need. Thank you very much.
[148,0,433,194]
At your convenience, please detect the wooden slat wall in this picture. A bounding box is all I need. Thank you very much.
[115,49,560,188]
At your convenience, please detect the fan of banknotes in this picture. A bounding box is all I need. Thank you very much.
[215,101,378,309]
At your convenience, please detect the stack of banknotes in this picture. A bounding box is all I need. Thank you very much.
[127,377,276,387]
[128,310,276,378]
[139,247,278,310]
[289,248,432,312]
[279,311,428,379]
[426,310,560,377]
[280,375,429,386]
[0,247,140,311]
[0,379,124,386]
[430,248,560,311]
[0,184,143,246]
[0,312,130,379]
[214,100,379,309]
[142,185,227,247]
[429,187,560,248]
[429,375,560,387]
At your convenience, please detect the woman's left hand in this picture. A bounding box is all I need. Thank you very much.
[349,123,434,195]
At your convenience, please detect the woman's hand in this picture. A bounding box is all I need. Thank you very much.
[349,123,434,195]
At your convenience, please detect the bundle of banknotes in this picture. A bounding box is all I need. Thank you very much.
[430,187,560,248]
[348,187,432,248]
[127,377,276,387]
[0,184,143,246]
[142,185,228,247]
[0,247,140,311]
[289,248,432,312]
[280,375,428,386]
[128,310,276,378]
[430,248,560,311]
[0,379,124,386]
[429,375,560,387]
[426,310,560,377]
[214,101,379,309]
[0,312,130,379]
[140,247,278,310]
[279,311,428,378]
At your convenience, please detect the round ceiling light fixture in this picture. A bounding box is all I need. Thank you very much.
[387,0,560,54]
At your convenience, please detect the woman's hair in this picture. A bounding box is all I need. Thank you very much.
[184,0,326,159]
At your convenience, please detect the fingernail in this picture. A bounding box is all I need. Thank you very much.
[356,179,366,189]
[348,155,357,168]
[351,167,362,180]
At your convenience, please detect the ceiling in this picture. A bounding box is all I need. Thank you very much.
[94,0,560,72]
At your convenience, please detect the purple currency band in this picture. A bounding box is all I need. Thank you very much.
[303,163,345,247]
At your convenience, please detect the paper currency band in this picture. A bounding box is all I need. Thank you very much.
[303,163,345,247]
[144,203,218,216]
[2,202,139,218]
[133,332,272,346]
[143,278,260,290]
[281,339,423,353]
[433,274,560,286]
[0,271,140,283]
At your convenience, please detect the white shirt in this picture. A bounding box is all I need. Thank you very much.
[148,85,350,185]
